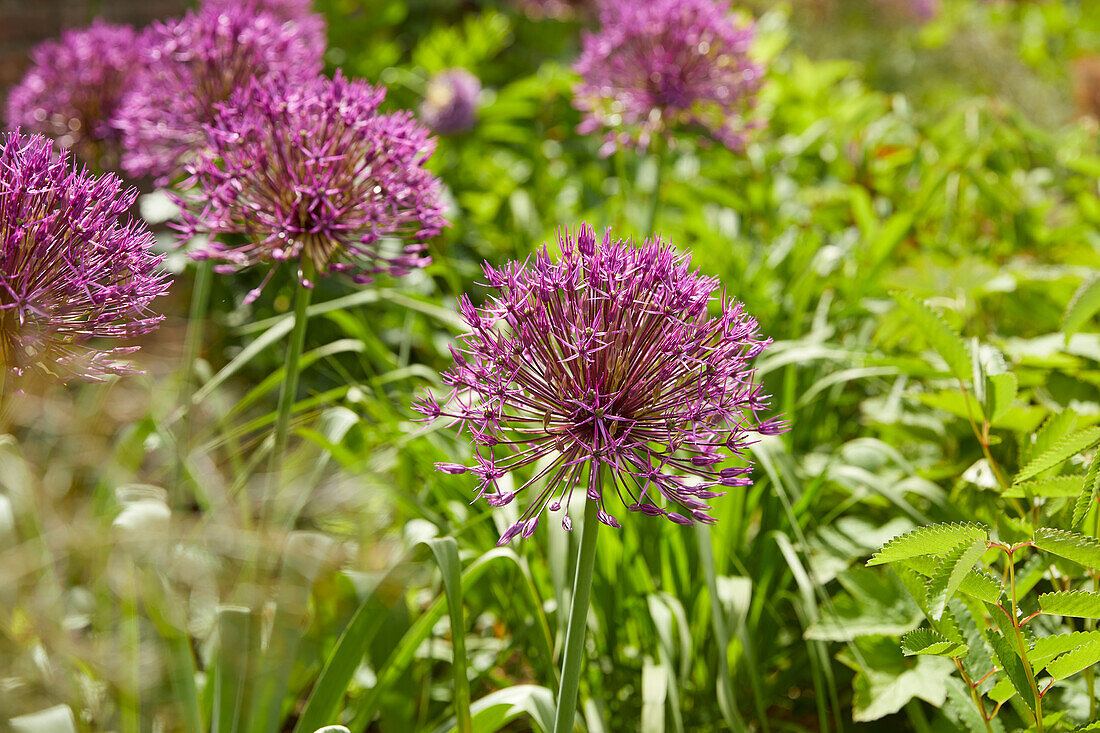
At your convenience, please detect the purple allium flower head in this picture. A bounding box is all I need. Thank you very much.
[199,0,327,58]
[513,0,596,20]
[417,224,784,543]
[174,71,446,302]
[5,20,141,171]
[0,133,170,381]
[420,69,481,135]
[113,4,323,184]
[573,0,763,156]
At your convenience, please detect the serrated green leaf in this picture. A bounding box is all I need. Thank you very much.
[987,372,1018,423]
[901,629,968,658]
[988,676,1016,704]
[1002,475,1085,498]
[1031,631,1100,670]
[1024,411,1079,467]
[987,632,1036,711]
[901,557,1003,604]
[892,292,972,382]
[1033,528,1100,569]
[1014,427,1100,484]
[927,537,989,620]
[1046,639,1100,681]
[1039,590,1100,619]
[868,523,988,566]
[1063,274,1100,341]
[1072,451,1100,529]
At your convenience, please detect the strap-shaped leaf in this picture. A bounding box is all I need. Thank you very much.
[901,628,968,658]
[868,523,988,566]
[987,372,1017,423]
[1001,475,1084,499]
[1047,639,1100,681]
[1039,590,1100,619]
[927,537,989,620]
[892,292,971,381]
[1033,528,1100,570]
[1072,450,1100,529]
[1031,631,1100,671]
[1063,273,1100,341]
[1014,427,1100,484]
[987,632,1036,712]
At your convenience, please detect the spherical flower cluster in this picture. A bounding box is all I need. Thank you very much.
[573,0,763,156]
[5,20,141,171]
[513,0,596,20]
[0,133,170,381]
[199,0,327,58]
[174,71,446,302]
[420,69,481,135]
[416,225,786,543]
[113,3,323,183]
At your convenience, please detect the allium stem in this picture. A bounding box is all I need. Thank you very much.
[177,259,213,501]
[270,255,315,484]
[643,146,664,236]
[552,495,600,733]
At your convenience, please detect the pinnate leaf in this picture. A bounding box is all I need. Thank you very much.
[902,556,1003,604]
[1047,639,1100,681]
[892,292,971,381]
[1014,427,1100,484]
[1033,527,1100,570]
[987,372,1017,423]
[1031,631,1100,671]
[901,629,968,658]
[1039,590,1100,619]
[1072,450,1100,529]
[1063,273,1100,341]
[1001,475,1084,499]
[987,632,1035,712]
[926,537,989,620]
[868,523,988,566]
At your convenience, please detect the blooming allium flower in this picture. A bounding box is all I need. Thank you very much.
[174,71,446,301]
[113,4,323,183]
[199,0,327,58]
[0,133,170,381]
[513,0,596,20]
[573,0,763,156]
[420,69,481,135]
[5,20,141,171]
[416,225,785,544]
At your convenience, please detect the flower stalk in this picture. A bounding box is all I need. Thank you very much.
[552,495,601,733]
[270,254,315,484]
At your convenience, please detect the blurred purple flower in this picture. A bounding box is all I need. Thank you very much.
[199,0,327,57]
[5,20,141,172]
[416,224,783,543]
[0,133,170,381]
[513,0,596,20]
[174,71,446,302]
[420,69,481,135]
[113,4,323,183]
[573,0,763,156]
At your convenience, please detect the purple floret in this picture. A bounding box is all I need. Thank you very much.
[420,69,481,135]
[417,224,785,543]
[0,133,170,381]
[113,4,323,184]
[5,20,141,171]
[199,0,327,58]
[573,0,764,156]
[174,71,446,302]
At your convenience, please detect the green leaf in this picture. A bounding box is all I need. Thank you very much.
[1033,528,1100,570]
[868,523,988,566]
[988,677,1016,704]
[987,372,1018,423]
[987,632,1036,712]
[1014,427,1100,484]
[892,292,972,381]
[423,538,473,733]
[900,629,968,658]
[429,686,556,733]
[1001,475,1085,498]
[1047,639,1100,681]
[901,557,1004,604]
[9,706,79,733]
[926,537,989,620]
[1063,274,1100,341]
[1039,590,1100,619]
[1072,451,1100,529]
[1030,631,1100,671]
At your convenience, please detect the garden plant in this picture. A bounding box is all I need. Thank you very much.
[1,0,1100,732]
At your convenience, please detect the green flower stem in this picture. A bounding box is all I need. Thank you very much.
[176,259,213,498]
[269,254,315,483]
[551,496,600,733]
[643,147,664,237]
